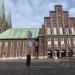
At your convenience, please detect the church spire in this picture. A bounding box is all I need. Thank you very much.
[0,0,5,20]
[5,12,12,28]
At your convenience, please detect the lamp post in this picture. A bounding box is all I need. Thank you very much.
[65,26,71,61]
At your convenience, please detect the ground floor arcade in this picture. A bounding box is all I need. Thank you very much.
[47,50,73,58]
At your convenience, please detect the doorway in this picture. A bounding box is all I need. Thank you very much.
[54,50,60,58]
[47,50,53,58]
[60,50,66,57]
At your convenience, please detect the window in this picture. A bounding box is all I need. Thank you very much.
[10,42,13,47]
[40,49,43,55]
[71,27,74,35]
[61,38,65,47]
[59,27,63,35]
[65,27,69,35]
[46,27,50,35]
[39,38,43,45]
[5,42,8,47]
[54,38,58,47]
[16,42,18,47]
[68,38,71,47]
[16,41,21,49]
[53,27,57,35]
[35,41,38,46]
[0,42,2,50]
[47,38,51,47]
[73,38,75,47]
[59,14,60,17]
[23,41,27,49]
[0,42,2,47]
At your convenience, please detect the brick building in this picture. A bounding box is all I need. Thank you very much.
[0,28,39,58]
[0,5,75,59]
[39,5,75,58]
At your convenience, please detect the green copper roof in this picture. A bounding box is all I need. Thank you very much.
[0,28,39,39]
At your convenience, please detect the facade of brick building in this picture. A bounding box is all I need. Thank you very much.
[38,5,75,58]
[0,28,39,58]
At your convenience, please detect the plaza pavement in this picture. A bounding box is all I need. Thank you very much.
[0,58,75,75]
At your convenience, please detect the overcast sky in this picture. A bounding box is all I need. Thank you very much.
[1,0,75,28]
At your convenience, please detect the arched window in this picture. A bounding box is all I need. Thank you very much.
[46,27,50,35]
[59,27,63,35]
[53,27,57,35]
[71,27,74,35]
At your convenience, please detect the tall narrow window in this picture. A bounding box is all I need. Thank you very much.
[23,41,27,49]
[46,27,50,35]
[68,38,71,47]
[53,27,57,35]
[59,27,63,35]
[5,42,8,47]
[60,38,65,47]
[0,42,2,48]
[71,27,74,35]
[16,41,19,48]
[0,42,2,54]
[47,38,51,48]
[73,38,75,47]
[65,27,69,35]
[54,38,58,47]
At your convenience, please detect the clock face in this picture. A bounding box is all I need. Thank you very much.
[27,31,32,38]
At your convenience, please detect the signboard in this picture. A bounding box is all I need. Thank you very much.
[27,40,32,48]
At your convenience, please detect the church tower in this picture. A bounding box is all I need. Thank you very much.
[0,0,12,33]
[5,12,12,29]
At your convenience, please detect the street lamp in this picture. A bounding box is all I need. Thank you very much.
[65,25,71,61]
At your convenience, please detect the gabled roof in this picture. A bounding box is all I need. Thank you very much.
[0,28,39,39]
